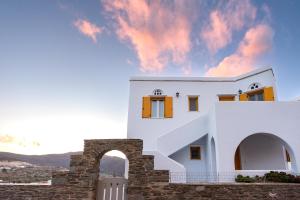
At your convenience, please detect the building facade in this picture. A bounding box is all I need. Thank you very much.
[127,67,300,182]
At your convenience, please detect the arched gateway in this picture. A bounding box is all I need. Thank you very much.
[52,139,169,200]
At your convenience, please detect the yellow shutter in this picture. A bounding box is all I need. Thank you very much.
[219,96,235,101]
[263,87,275,101]
[164,96,173,118]
[142,97,151,118]
[239,93,248,101]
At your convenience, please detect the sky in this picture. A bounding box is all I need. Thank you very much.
[0,0,300,155]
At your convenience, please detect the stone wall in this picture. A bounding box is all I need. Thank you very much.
[143,183,300,200]
[0,185,90,200]
[0,139,300,200]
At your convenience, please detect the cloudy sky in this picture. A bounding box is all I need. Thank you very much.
[0,0,300,154]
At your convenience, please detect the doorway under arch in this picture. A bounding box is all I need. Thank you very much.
[99,150,128,178]
[234,133,296,171]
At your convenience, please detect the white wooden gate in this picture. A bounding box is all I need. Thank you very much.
[97,177,128,200]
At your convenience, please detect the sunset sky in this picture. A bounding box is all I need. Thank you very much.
[0,0,300,155]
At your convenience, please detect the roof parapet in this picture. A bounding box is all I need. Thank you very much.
[130,67,273,82]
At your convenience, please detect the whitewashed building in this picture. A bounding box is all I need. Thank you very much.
[127,67,300,182]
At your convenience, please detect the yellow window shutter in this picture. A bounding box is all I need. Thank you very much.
[164,96,173,118]
[263,87,275,101]
[239,93,248,101]
[142,97,151,118]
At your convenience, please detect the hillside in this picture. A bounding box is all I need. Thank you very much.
[0,152,125,176]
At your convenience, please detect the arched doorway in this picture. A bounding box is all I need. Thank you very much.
[97,150,129,200]
[234,133,296,171]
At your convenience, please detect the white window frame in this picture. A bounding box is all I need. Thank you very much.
[151,99,164,118]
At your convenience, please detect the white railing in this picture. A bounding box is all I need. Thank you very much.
[169,170,297,183]
[97,177,127,200]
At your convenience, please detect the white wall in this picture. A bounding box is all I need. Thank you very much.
[127,68,276,153]
[157,114,208,156]
[215,102,300,173]
[169,136,207,172]
[239,134,286,170]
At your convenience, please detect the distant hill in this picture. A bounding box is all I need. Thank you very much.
[0,152,125,175]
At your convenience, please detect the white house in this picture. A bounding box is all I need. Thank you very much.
[127,67,300,182]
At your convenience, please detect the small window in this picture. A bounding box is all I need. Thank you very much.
[219,95,235,101]
[248,83,262,90]
[188,96,198,111]
[151,99,164,118]
[190,146,201,160]
[248,91,264,101]
[153,89,163,96]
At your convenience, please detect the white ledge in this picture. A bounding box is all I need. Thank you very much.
[130,67,273,82]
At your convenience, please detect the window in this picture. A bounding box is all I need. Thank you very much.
[142,96,173,118]
[248,83,261,90]
[153,89,163,96]
[219,95,235,101]
[248,91,264,101]
[240,87,274,101]
[188,96,198,111]
[190,146,201,160]
[151,99,164,118]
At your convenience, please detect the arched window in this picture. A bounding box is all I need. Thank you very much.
[248,83,262,90]
[153,89,163,96]
[247,83,264,101]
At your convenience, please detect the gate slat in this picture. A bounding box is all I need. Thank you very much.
[117,182,123,200]
[123,183,127,200]
[111,180,117,200]
[97,177,128,200]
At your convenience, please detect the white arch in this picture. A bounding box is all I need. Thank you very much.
[233,133,297,172]
[99,150,129,178]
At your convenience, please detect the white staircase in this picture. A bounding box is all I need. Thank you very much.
[157,114,209,156]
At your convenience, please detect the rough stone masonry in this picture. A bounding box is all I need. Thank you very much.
[0,139,300,200]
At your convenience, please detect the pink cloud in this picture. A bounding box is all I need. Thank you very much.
[206,24,274,77]
[74,19,102,43]
[0,134,14,143]
[0,134,40,147]
[201,0,256,54]
[103,0,193,73]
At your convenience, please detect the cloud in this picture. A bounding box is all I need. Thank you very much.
[0,134,40,148]
[0,134,14,143]
[201,0,256,54]
[206,24,274,77]
[74,19,102,43]
[103,0,194,73]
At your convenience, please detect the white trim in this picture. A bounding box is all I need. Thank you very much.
[130,67,273,82]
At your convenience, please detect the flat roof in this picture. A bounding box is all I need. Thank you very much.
[130,67,274,82]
